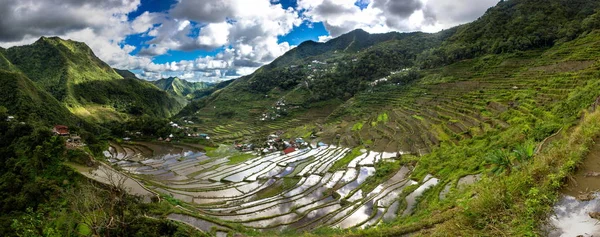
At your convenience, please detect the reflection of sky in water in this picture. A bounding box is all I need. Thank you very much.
[337,167,375,198]
[336,200,375,228]
[548,193,600,237]
[103,143,425,230]
[224,162,272,182]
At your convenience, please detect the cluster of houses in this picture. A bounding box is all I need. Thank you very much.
[370,68,414,87]
[155,132,210,143]
[260,100,290,121]
[162,121,210,141]
[120,119,209,143]
[169,120,195,129]
[235,132,315,155]
[52,125,84,148]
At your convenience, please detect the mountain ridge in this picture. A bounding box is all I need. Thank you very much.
[0,37,186,123]
[151,76,212,98]
[176,0,600,147]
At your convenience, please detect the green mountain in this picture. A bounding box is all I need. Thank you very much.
[151,77,212,98]
[1,37,186,123]
[178,0,600,149]
[176,27,447,141]
[168,0,600,235]
[0,69,79,126]
[419,0,600,68]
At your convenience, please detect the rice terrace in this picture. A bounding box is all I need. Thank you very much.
[3,0,600,236]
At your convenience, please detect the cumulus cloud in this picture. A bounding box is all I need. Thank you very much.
[424,0,499,27]
[170,0,233,24]
[198,22,231,48]
[0,0,140,41]
[137,0,301,80]
[299,0,498,37]
[0,0,499,82]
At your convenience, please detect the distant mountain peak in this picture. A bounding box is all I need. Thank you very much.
[151,76,211,98]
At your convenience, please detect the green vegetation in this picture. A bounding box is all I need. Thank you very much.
[360,160,403,194]
[254,177,302,200]
[3,0,600,236]
[2,38,185,123]
[0,70,78,126]
[227,153,257,165]
[351,122,364,131]
[151,77,213,99]
[329,147,364,171]
[419,0,600,68]
[205,145,238,158]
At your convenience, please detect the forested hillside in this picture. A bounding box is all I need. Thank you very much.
[177,0,600,147]
[151,77,212,99]
[2,37,186,122]
[418,0,600,68]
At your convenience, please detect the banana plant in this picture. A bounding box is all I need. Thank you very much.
[513,141,535,163]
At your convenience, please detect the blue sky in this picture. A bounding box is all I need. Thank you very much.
[122,0,328,66]
[0,0,499,82]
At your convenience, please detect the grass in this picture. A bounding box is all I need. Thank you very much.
[205,145,237,158]
[328,146,364,171]
[233,31,600,237]
[412,115,424,121]
[227,153,256,165]
[359,160,403,194]
[420,109,600,236]
[254,177,302,200]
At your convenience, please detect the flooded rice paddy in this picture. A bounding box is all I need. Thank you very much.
[80,141,448,233]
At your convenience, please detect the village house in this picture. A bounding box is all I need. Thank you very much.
[52,125,70,136]
[6,115,14,121]
[282,147,296,155]
[67,134,82,145]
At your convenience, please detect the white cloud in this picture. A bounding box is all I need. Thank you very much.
[140,0,301,80]
[318,35,333,42]
[298,0,498,37]
[198,22,231,48]
[0,0,499,82]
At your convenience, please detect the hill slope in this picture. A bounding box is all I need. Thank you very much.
[177,0,600,147]
[176,30,446,142]
[2,38,186,122]
[151,77,212,98]
[0,69,79,126]
[174,0,600,234]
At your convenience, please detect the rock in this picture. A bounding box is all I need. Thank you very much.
[584,171,600,177]
[577,193,595,201]
[589,211,600,220]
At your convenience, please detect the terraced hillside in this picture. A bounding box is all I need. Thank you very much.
[99,31,600,235]
[178,0,600,151]
[104,141,452,235]
[148,30,600,237]
[324,39,600,154]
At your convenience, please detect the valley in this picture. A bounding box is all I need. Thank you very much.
[3,0,600,236]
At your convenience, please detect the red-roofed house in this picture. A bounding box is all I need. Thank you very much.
[283,147,296,155]
[52,125,70,136]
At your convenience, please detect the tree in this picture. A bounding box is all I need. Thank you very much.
[68,167,141,237]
